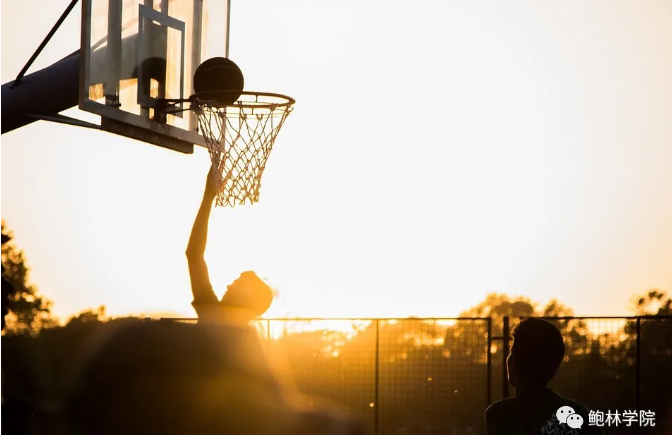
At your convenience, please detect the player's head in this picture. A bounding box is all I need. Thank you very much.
[221,271,273,319]
[507,318,565,387]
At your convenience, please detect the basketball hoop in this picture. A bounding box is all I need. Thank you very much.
[190,91,295,207]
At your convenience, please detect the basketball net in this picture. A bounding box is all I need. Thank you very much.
[193,93,294,207]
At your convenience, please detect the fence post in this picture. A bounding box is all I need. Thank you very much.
[636,317,641,413]
[374,319,380,435]
[502,316,510,399]
[487,317,492,406]
[267,319,271,342]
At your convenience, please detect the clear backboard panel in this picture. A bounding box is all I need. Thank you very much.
[80,0,229,153]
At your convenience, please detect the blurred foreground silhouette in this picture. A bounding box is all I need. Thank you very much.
[62,320,364,435]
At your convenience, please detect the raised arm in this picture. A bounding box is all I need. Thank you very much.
[186,166,218,302]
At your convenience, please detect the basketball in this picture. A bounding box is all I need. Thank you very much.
[193,57,245,105]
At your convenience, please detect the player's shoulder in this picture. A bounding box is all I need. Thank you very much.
[554,392,591,415]
[485,398,527,435]
[485,397,519,420]
[569,399,591,415]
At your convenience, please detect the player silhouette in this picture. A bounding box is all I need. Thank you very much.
[186,165,273,325]
[485,318,602,434]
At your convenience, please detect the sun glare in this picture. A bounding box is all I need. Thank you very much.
[263,319,372,340]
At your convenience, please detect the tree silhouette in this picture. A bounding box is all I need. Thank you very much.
[633,289,672,316]
[1,222,57,335]
[442,294,587,363]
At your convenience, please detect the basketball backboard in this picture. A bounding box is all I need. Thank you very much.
[80,0,230,153]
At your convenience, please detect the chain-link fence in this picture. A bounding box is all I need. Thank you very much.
[162,316,671,435]
[251,318,491,435]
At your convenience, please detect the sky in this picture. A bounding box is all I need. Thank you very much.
[1,0,671,321]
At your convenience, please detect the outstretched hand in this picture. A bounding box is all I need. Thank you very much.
[204,164,219,199]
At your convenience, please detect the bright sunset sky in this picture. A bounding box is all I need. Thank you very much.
[2,0,671,321]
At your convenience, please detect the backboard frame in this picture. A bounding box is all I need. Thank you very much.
[136,5,186,114]
[79,0,229,153]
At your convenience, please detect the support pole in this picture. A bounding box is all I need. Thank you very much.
[374,319,380,435]
[636,317,641,412]
[502,316,510,399]
[2,52,80,134]
[487,317,492,406]
[12,0,79,88]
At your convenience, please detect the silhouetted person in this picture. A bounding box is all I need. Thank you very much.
[186,165,273,326]
[62,320,364,435]
[485,318,601,435]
